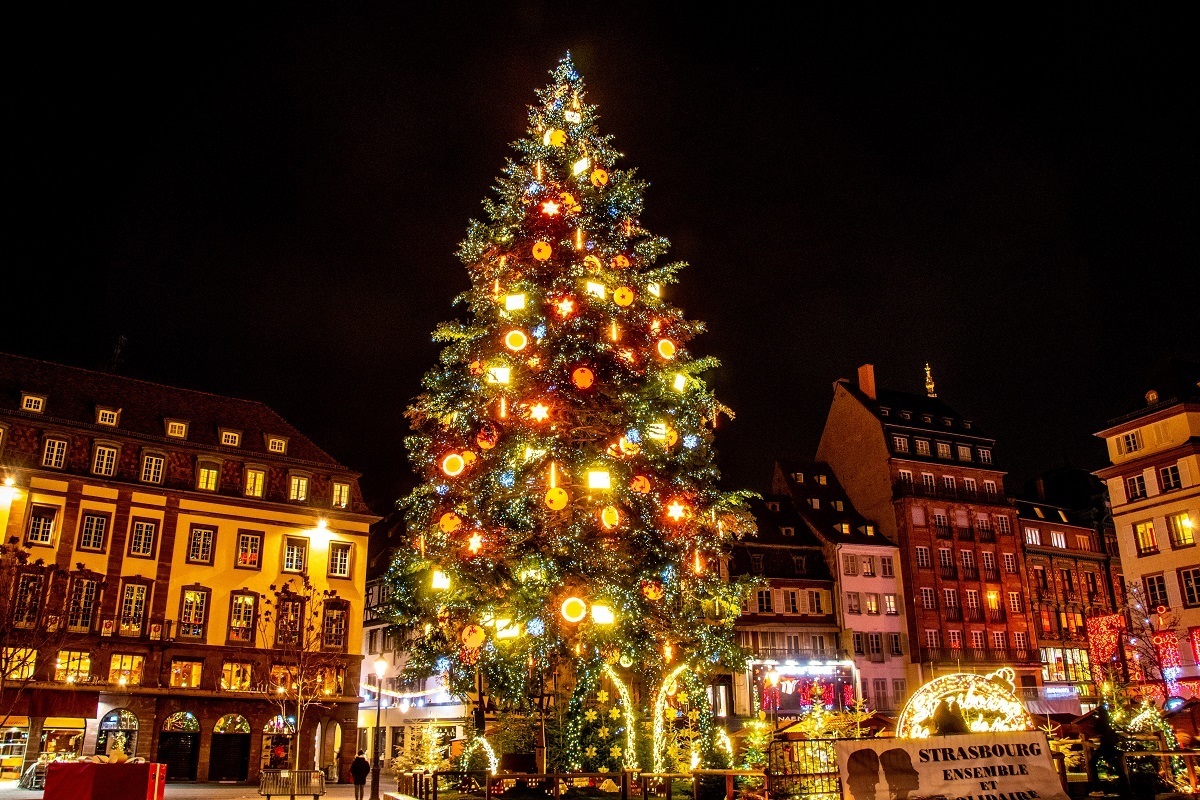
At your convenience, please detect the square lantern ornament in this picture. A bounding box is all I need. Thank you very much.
[587,469,612,490]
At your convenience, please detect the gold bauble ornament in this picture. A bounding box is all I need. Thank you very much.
[590,168,609,187]
[583,254,603,270]
[641,580,665,601]
[439,512,463,533]
[611,255,630,269]
[572,367,595,390]
[629,475,651,493]
[532,242,552,261]
[461,624,486,649]
[613,287,634,307]
[599,506,621,529]
[545,487,569,510]
[546,129,567,147]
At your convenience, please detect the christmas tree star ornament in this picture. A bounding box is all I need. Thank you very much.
[541,199,561,216]
[529,403,551,422]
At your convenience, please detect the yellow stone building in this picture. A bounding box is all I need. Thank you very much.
[0,352,376,783]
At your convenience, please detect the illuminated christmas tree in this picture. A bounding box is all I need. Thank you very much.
[386,55,755,767]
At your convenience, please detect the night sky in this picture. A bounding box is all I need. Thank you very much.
[8,6,1196,509]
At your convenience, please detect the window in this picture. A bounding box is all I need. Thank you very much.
[1126,474,1147,501]
[96,408,119,426]
[289,475,309,502]
[55,650,90,683]
[890,635,903,656]
[109,654,145,685]
[810,634,827,654]
[986,590,1001,610]
[943,589,958,608]
[846,592,861,614]
[13,574,43,629]
[4,648,36,680]
[129,520,157,558]
[197,463,220,492]
[267,436,288,454]
[750,555,764,574]
[236,530,262,569]
[329,542,352,578]
[842,554,857,576]
[979,448,993,464]
[920,588,936,609]
[783,590,799,614]
[1145,574,1169,608]
[228,593,257,644]
[166,420,188,438]
[1160,465,1182,492]
[1014,631,1029,651]
[221,661,253,691]
[22,394,46,412]
[996,516,1011,536]
[1033,565,1048,590]
[971,631,986,649]
[835,523,849,535]
[187,526,216,565]
[220,430,242,447]
[957,445,972,461]
[140,453,164,484]
[943,476,957,492]
[1181,567,1200,607]
[284,537,308,573]
[78,513,108,552]
[1008,592,1023,613]
[42,438,67,469]
[884,594,897,615]
[963,477,976,495]
[983,480,998,497]
[275,598,303,647]
[67,577,98,633]
[119,583,148,637]
[807,590,824,614]
[982,551,996,572]
[1134,521,1158,555]
[937,442,952,459]
[332,482,350,509]
[960,550,975,569]
[1025,528,1042,545]
[922,473,936,493]
[965,589,980,609]
[898,469,913,485]
[916,547,931,568]
[1076,534,1092,550]
[892,436,909,453]
[756,590,773,613]
[1003,552,1017,573]
[323,605,349,649]
[862,556,876,577]
[1051,531,1066,548]
[868,632,883,655]
[178,587,209,639]
[1169,513,1196,548]
[948,630,962,649]
[938,548,953,568]
[900,411,911,420]
[916,439,930,456]
[170,658,204,688]
[853,632,864,655]
[92,445,118,476]
[245,469,265,498]
[1120,431,1142,454]
[26,505,57,545]
[865,594,880,615]
[792,555,806,573]
[926,630,942,648]
[881,556,895,577]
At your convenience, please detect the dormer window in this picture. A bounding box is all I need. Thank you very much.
[979,448,993,465]
[96,408,121,427]
[165,420,189,439]
[267,436,288,455]
[792,472,804,483]
[832,500,844,511]
[943,417,953,427]
[865,525,876,536]
[963,421,972,429]
[879,407,890,417]
[809,498,820,509]
[780,527,795,537]
[766,501,780,512]
[921,414,932,423]
[21,394,46,413]
[220,429,242,448]
[900,411,911,420]
[816,474,827,486]
[837,522,850,534]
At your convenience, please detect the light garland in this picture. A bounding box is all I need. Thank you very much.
[460,735,500,775]
[602,664,639,770]
[895,668,1032,739]
[653,663,691,773]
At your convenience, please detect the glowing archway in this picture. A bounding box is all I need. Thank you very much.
[895,668,1033,738]
[602,664,639,770]
[461,736,499,775]
[653,663,691,773]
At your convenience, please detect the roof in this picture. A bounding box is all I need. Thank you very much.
[728,496,833,582]
[840,381,994,441]
[0,351,345,467]
[367,507,406,580]
[773,460,895,546]
[1011,498,1093,529]
[1100,359,1200,428]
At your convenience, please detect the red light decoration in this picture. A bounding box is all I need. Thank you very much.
[1086,613,1125,666]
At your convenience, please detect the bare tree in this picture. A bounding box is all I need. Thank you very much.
[257,576,350,771]
[0,538,81,727]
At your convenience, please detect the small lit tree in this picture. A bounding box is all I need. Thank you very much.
[257,576,349,770]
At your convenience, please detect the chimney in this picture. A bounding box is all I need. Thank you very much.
[857,364,877,400]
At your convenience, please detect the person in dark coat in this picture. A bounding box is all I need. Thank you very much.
[350,750,372,800]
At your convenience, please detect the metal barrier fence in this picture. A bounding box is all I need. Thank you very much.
[259,769,327,799]
[399,770,768,800]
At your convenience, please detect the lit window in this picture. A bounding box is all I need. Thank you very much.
[55,650,90,683]
[92,445,118,476]
[220,430,241,447]
[915,439,930,456]
[21,394,45,413]
[1134,521,1158,555]
[109,654,145,685]
[957,445,972,461]
[119,583,148,637]
[865,594,880,615]
[4,648,36,680]
[221,661,253,691]
[96,409,119,426]
[289,475,309,502]
[236,531,262,569]
[42,439,68,469]
[129,520,157,557]
[178,588,209,639]
[197,464,220,492]
[140,454,165,484]
[78,513,108,552]
[275,599,303,646]
[170,658,204,688]
[187,527,215,565]
[323,606,348,649]
[1120,431,1142,454]
[245,469,265,498]
[979,448,992,464]
[228,594,257,644]
[332,482,350,509]
[283,537,308,573]
[1051,531,1066,548]
[1169,513,1195,548]
[67,578,98,632]
[862,556,875,576]
[884,594,897,614]
[329,542,352,578]
[166,420,188,438]
[892,436,909,453]
[936,442,951,459]
[268,437,288,454]
[26,505,57,545]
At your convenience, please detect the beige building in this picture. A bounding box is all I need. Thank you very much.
[0,352,376,782]
[1095,370,1200,685]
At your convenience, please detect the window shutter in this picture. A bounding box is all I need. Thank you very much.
[1109,478,1126,506]
[1179,460,1194,488]
[798,590,809,614]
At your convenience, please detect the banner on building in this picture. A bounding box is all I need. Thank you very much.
[835,730,1067,800]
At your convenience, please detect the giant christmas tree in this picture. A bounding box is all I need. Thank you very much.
[387,55,756,771]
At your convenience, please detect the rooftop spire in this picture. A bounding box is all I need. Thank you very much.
[924,363,937,397]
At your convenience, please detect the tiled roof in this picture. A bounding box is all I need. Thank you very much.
[841,381,993,440]
[0,351,344,468]
[729,497,833,581]
[774,460,895,546]
[1012,498,1092,529]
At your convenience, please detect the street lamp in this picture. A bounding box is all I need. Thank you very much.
[370,657,387,800]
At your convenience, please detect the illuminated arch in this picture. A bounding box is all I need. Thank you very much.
[652,663,691,773]
[460,736,499,775]
[895,668,1033,738]
[602,664,639,770]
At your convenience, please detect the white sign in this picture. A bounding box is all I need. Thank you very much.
[835,731,1068,800]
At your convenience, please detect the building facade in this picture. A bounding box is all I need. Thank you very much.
[1095,371,1200,685]
[0,352,376,782]
[771,462,909,714]
[816,364,1041,693]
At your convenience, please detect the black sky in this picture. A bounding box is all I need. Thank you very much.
[7,5,1197,509]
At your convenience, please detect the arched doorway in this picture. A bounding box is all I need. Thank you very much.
[96,710,139,758]
[261,715,295,770]
[157,712,200,781]
[211,715,251,782]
